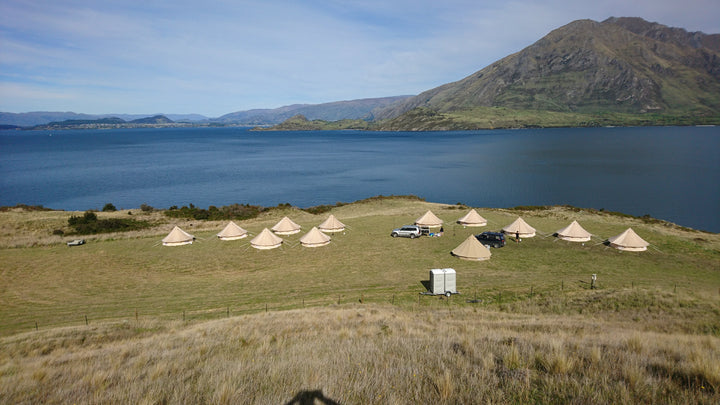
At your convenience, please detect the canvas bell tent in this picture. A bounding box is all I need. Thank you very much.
[271,216,301,235]
[216,221,248,240]
[502,217,536,238]
[415,210,443,228]
[456,209,487,227]
[250,228,283,250]
[451,235,492,261]
[607,228,649,251]
[162,226,195,246]
[318,214,345,233]
[556,220,592,242]
[299,227,331,247]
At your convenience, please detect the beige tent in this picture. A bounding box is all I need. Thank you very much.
[216,221,248,240]
[162,226,194,246]
[299,227,331,247]
[451,235,492,261]
[271,216,301,235]
[250,228,283,250]
[607,228,649,252]
[415,210,443,228]
[502,217,536,238]
[556,220,592,242]
[318,214,345,233]
[456,209,487,227]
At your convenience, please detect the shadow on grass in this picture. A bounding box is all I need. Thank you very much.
[420,279,431,292]
[285,389,340,405]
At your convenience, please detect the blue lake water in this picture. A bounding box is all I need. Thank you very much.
[1,126,718,232]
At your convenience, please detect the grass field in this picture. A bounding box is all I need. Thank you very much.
[1,197,719,403]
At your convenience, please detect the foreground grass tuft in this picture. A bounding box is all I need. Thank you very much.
[1,304,718,403]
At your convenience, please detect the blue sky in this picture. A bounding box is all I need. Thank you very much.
[1,0,718,117]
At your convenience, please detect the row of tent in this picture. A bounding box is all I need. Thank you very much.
[449,224,650,262]
[418,208,649,250]
[411,209,650,261]
[162,214,346,249]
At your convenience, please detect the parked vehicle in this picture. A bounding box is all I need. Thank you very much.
[391,225,422,238]
[67,239,85,247]
[475,232,506,248]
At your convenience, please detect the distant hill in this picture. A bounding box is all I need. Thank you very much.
[29,115,178,130]
[374,17,720,129]
[0,112,206,127]
[129,115,174,124]
[0,112,100,127]
[215,96,412,125]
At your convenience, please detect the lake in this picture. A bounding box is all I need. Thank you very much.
[1,126,718,232]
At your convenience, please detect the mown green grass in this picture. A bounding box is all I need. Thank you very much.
[1,199,718,336]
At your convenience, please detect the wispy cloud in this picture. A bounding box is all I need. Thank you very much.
[1,0,718,116]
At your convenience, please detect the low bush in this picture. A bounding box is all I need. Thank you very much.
[164,203,266,221]
[67,211,150,235]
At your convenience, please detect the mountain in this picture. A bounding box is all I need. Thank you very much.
[374,17,720,129]
[129,115,174,124]
[215,96,412,124]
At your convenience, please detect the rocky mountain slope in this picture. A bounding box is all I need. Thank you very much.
[375,17,720,123]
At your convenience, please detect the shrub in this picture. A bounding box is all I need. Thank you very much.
[67,211,150,235]
[164,203,265,221]
[102,203,117,212]
[140,203,154,212]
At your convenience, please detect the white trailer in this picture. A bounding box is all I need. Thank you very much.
[426,268,458,297]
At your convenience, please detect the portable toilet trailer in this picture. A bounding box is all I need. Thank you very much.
[429,268,457,296]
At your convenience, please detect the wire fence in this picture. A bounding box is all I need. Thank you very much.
[11,279,702,336]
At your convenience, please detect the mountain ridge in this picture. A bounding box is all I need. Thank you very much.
[373,17,720,126]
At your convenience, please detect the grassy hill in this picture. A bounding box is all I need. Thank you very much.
[1,197,719,402]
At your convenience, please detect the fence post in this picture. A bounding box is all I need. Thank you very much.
[135,309,138,323]
[227,307,230,318]
[392,294,395,305]
[183,311,185,321]
[85,315,88,326]
[35,321,38,331]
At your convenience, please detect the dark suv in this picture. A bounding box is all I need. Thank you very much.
[475,232,506,248]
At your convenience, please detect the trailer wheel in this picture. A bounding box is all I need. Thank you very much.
[445,291,452,297]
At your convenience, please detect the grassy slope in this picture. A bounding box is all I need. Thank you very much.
[1,198,719,402]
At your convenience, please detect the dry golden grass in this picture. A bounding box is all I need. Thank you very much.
[1,303,718,404]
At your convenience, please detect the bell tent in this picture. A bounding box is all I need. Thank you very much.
[456,209,487,227]
[162,226,195,246]
[299,227,331,247]
[607,228,649,252]
[502,217,536,238]
[216,221,248,240]
[451,235,492,261]
[415,210,443,228]
[556,220,592,242]
[250,228,283,250]
[271,216,301,235]
[318,214,345,233]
